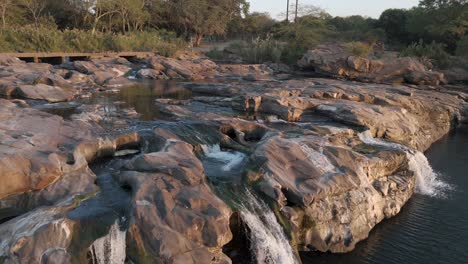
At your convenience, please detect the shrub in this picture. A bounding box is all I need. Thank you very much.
[400,40,451,69]
[225,37,284,64]
[345,41,374,57]
[205,48,225,61]
[0,27,185,56]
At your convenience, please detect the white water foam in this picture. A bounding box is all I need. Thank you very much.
[201,144,246,171]
[239,189,298,264]
[358,130,451,197]
[89,221,126,264]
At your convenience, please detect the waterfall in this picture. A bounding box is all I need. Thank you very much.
[89,220,126,264]
[201,145,246,171]
[358,131,451,197]
[239,189,298,264]
[201,145,297,264]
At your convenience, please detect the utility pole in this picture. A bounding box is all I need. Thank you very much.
[294,0,299,22]
[286,0,290,21]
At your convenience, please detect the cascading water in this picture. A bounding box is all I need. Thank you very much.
[238,189,298,264]
[201,144,246,171]
[201,145,298,264]
[358,130,451,197]
[89,220,127,264]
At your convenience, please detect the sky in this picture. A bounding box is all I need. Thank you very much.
[249,0,420,19]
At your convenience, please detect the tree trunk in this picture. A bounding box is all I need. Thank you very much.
[295,0,299,22]
[194,33,203,47]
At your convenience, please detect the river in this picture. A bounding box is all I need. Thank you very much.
[58,81,468,263]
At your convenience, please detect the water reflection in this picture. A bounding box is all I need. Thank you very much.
[84,80,192,121]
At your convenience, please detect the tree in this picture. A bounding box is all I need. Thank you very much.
[280,4,329,20]
[115,0,149,32]
[0,0,12,29]
[19,0,46,27]
[44,0,87,29]
[420,0,467,9]
[163,0,249,46]
[405,0,468,51]
[85,0,120,34]
[378,9,410,45]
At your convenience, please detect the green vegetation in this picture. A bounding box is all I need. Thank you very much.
[0,26,185,55]
[0,0,249,53]
[400,40,451,68]
[216,0,468,67]
[345,41,375,57]
[224,38,284,64]
[0,0,466,67]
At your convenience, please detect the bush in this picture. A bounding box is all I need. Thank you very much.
[0,27,186,56]
[345,41,374,57]
[205,48,225,61]
[400,40,451,68]
[225,37,284,64]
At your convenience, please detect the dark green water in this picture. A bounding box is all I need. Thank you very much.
[301,127,468,264]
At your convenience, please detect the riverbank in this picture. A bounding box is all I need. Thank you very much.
[0,51,467,263]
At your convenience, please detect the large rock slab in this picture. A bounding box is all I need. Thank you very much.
[116,130,232,264]
[251,132,414,253]
[14,84,74,102]
[0,99,140,217]
[298,44,446,85]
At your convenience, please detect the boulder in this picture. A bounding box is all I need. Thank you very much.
[117,133,232,264]
[34,73,72,89]
[298,44,446,85]
[0,79,18,96]
[0,99,140,217]
[14,84,74,102]
[442,67,468,84]
[251,133,414,252]
[72,61,99,74]
[136,68,161,79]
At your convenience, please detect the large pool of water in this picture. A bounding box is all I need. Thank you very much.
[301,126,468,264]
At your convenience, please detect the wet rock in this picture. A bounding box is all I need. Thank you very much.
[0,199,78,263]
[0,99,139,215]
[252,133,414,253]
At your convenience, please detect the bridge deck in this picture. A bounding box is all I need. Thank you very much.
[1,52,155,63]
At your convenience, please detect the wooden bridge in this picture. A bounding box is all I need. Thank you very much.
[1,52,156,64]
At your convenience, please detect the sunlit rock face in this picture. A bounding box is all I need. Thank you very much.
[250,132,415,253]
[116,131,233,264]
[0,50,467,263]
[298,44,446,86]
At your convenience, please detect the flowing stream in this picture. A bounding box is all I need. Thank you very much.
[201,145,298,264]
[89,221,127,264]
[358,130,450,197]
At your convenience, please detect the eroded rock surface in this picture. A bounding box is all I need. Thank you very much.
[1,51,468,263]
[298,44,446,85]
[118,131,232,264]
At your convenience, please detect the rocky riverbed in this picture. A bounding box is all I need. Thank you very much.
[0,50,467,264]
